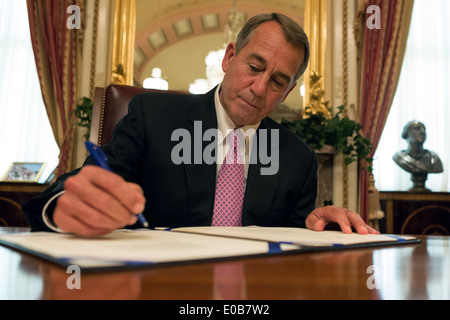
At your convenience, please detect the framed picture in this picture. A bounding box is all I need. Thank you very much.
[1,162,47,183]
[44,166,57,184]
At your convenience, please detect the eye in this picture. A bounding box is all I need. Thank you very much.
[272,78,283,87]
[271,77,287,88]
[249,64,261,73]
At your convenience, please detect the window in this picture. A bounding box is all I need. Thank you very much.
[0,0,59,182]
[373,0,450,192]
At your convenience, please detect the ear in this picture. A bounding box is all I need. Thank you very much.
[222,42,237,73]
[282,82,298,102]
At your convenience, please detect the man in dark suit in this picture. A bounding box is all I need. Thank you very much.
[23,13,378,237]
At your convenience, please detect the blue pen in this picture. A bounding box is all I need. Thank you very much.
[85,141,150,229]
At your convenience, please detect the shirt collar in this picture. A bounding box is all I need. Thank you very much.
[214,84,260,143]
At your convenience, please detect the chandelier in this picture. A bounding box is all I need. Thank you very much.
[143,67,169,90]
[189,4,246,94]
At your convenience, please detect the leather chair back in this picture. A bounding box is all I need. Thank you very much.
[90,84,187,146]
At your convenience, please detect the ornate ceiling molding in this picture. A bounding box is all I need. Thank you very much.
[134,1,304,82]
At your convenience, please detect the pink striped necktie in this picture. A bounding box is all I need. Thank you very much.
[212,129,245,227]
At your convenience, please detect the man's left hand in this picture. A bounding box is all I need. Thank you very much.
[306,206,380,235]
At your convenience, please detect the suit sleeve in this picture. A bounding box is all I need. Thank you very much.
[22,95,148,231]
[288,149,318,228]
[22,170,79,232]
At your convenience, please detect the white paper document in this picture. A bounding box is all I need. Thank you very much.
[173,226,416,246]
[0,229,298,268]
[0,227,417,270]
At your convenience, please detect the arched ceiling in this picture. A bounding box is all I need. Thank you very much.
[133,0,305,110]
[134,0,305,82]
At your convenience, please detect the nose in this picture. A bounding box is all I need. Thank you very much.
[250,74,268,98]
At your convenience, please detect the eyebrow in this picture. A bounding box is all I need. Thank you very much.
[249,53,293,83]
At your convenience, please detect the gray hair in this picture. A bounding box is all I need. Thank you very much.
[235,13,310,81]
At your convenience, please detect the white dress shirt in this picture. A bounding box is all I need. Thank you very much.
[214,84,260,183]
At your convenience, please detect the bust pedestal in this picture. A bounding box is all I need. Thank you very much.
[410,172,431,193]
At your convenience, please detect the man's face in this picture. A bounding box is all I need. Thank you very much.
[219,21,305,127]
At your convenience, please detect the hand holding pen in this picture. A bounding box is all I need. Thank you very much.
[51,142,148,237]
[85,141,150,229]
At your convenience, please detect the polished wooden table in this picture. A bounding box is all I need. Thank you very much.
[0,228,449,301]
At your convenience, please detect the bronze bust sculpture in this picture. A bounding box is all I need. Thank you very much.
[393,121,443,192]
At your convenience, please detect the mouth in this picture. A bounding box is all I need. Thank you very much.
[239,97,259,109]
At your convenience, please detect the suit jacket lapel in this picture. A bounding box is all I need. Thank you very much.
[242,118,283,226]
[184,88,218,225]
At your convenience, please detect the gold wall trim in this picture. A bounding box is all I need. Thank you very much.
[304,0,327,108]
[89,0,99,98]
[305,0,350,208]
[342,0,349,208]
[111,0,136,85]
